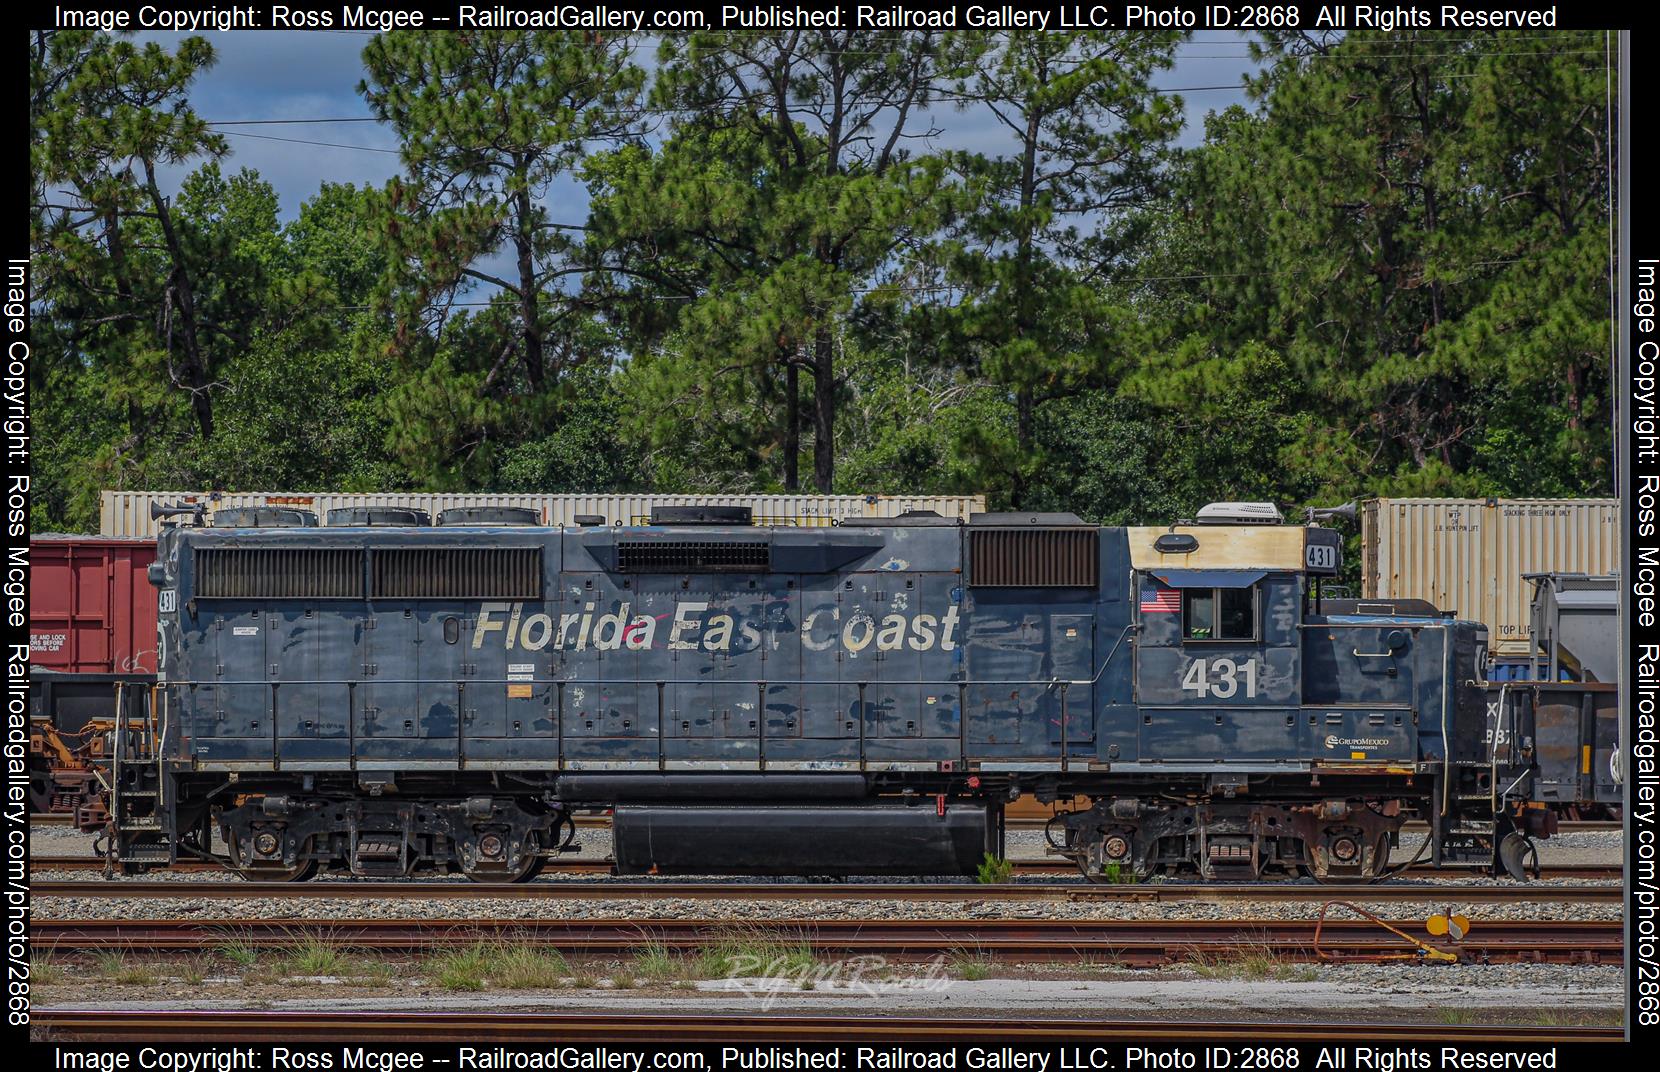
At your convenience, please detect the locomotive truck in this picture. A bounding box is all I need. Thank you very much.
[96,502,1612,883]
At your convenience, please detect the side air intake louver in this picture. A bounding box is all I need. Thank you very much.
[195,548,363,599]
[617,541,770,573]
[969,529,1098,588]
[370,548,542,600]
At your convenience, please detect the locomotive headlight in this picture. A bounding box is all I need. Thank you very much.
[478,833,505,859]
[253,832,279,856]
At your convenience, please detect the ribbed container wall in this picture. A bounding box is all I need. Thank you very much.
[28,535,159,673]
[1361,498,1621,657]
[100,491,989,538]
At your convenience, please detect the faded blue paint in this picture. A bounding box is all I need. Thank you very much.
[155,521,1481,772]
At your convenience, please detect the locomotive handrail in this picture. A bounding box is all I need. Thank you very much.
[163,676,1118,687]
[1489,683,1509,819]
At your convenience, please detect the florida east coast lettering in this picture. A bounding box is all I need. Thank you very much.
[472,601,960,655]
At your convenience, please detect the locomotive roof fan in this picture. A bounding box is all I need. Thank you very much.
[1194,502,1284,525]
[649,505,754,526]
[209,506,319,528]
[326,507,432,527]
[436,506,541,526]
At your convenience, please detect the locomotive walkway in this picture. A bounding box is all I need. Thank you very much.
[30,917,1623,965]
[31,1009,1626,1044]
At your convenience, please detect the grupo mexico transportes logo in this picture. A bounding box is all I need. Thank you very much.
[1325,735,1392,750]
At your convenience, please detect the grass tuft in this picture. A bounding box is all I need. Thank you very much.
[215,937,262,970]
[631,941,691,985]
[976,853,1014,884]
[280,936,349,978]
[1101,861,1141,885]
[426,943,572,991]
[343,957,396,988]
[693,925,817,980]
[1187,946,1317,982]
[179,955,212,985]
[429,945,491,992]
[94,951,160,986]
[31,955,64,987]
[948,950,996,981]
[488,945,569,990]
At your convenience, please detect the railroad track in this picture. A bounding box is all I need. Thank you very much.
[30,917,1623,964]
[28,854,1625,882]
[30,878,1623,903]
[30,812,1627,832]
[30,1010,1626,1044]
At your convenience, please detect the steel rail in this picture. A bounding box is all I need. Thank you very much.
[31,1009,1625,1044]
[30,1009,1626,1044]
[25,856,1620,882]
[30,878,1624,904]
[30,917,1623,964]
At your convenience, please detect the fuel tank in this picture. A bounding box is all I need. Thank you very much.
[611,804,992,876]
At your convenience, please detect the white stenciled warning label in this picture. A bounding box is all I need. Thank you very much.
[233,626,259,636]
[508,663,535,674]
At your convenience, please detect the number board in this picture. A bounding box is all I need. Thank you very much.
[1304,529,1342,574]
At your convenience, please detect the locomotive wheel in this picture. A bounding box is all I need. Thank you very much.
[237,859,319,883]
[465,854,545,885]
[29,773,53,815]
[1301,833,1392,884]
[1078,832,1150,883]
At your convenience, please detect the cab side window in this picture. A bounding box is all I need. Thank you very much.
[1183,586,1257,641]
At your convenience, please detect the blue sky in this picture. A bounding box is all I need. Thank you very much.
[139,30,1266,221]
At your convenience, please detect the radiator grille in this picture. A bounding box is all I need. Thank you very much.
[194,548,364,599]
[969,529,1099,588]
[370,548,543,600]
[617,541,770,573]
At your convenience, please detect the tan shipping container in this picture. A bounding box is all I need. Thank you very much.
[100,491,988,539]
[1361,498,1620,658]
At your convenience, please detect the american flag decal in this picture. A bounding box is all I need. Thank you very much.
[1139,586,1180,613]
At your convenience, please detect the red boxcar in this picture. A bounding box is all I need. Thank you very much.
[30,536,158,674]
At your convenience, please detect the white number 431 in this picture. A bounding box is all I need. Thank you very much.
[1181,657,1259,699]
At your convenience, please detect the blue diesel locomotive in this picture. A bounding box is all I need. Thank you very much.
[103,503,1576,882]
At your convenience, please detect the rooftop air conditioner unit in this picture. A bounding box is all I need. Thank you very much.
[1195,502,1283,525]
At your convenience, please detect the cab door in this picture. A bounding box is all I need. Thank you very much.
[1135,569,1302,761]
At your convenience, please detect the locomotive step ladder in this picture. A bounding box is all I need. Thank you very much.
[105,682,177,874]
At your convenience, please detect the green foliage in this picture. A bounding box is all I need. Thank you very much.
[28,30,1613,528]
[593,30,958,492]
[975,853,1014,885]
[360,29,645,485]
[910,31,1187,505]
[1132,31,1612,505]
